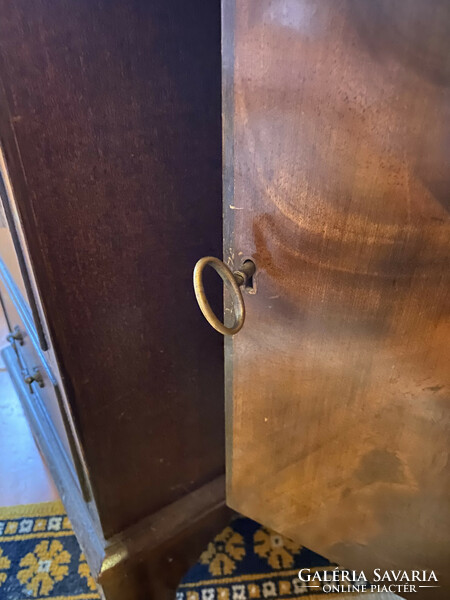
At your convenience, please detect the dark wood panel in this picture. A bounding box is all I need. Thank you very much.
[99,476,233,600]
[0,0,224,538]
[224,0,450,596]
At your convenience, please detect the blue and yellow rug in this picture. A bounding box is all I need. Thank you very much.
[0,502,333,599]
[0,501,97,600]
[177,517,333,600]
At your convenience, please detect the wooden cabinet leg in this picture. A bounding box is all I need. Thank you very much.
[99,477,233,600]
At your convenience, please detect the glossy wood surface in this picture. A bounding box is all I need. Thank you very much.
[0,0,224,538]
[224,0,450,593]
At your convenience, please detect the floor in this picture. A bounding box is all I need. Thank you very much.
[0,309,58,507]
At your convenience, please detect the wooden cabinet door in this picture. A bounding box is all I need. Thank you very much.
[223,0,450,590]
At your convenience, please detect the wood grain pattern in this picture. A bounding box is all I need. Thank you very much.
[0,0,224,538]
[224,0,450,594]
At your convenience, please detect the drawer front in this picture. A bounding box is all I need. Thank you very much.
[0,255,73,461]
[0,251,94,503]
[0,149,48,350]
[0,148,92,503]
[1,343,104,573]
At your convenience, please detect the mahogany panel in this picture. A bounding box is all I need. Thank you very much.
[224,0,450,594]
[0,0,224,537]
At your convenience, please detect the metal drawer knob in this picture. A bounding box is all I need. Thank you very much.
[7,325,24,346]
[193,257,255,336]
[23,367,45,388]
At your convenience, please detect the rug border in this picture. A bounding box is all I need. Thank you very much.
[0,500,65,519]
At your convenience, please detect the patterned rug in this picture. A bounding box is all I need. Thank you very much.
[0,501,334,600]
[177,516,334,600]
[0,501,98,600]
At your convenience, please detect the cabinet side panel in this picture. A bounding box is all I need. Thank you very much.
[0,0,224,538]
